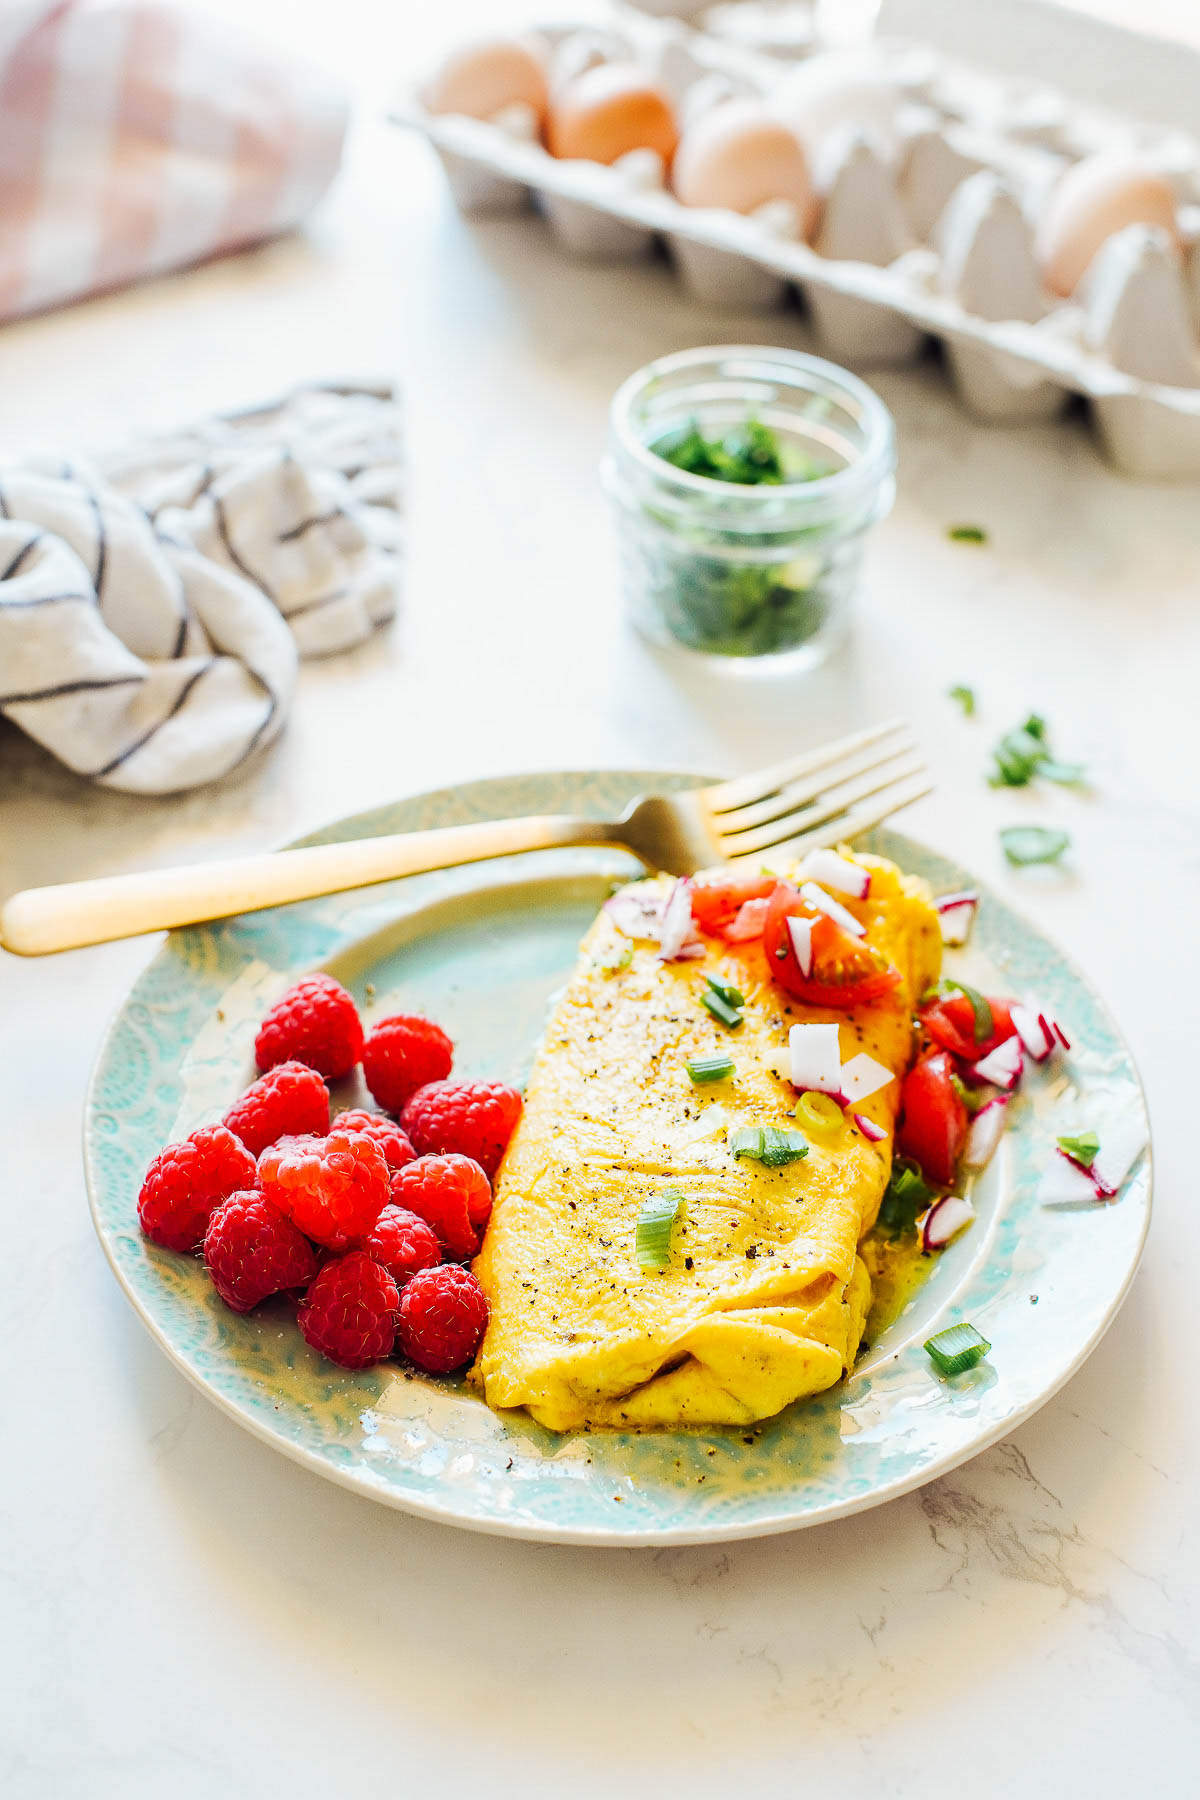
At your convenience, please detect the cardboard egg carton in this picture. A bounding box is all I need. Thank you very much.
[393,4,1200,476]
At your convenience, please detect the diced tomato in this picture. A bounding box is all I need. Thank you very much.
[690,874,775,939]
[763,881,900,1011]
[920,993,1016,1063]
[724,897,771,941]
[897,1052,968,1186]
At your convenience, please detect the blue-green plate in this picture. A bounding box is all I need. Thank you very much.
[85,769,1151,1545]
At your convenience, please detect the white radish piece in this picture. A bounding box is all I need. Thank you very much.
[935,890,979,946]
[839,1052,894,1104]
[801,848,871,900]
[788,1022,843,1095]
[971,1035,1023,1090]
[799,880,866,938]
[786,913,814,976]
[922,1194,976,1250]
[657,879,695,962]
[1011,1003,1054,1061]
[853,1111,887,1143]
[964,1097,1007,1168]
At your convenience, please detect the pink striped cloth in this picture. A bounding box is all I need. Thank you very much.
[0,1,348,321]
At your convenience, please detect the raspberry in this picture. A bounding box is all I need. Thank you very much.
[331,1109,416,1172]
[298,1251,399,1369]
[359,1204,441,1288]
[223,1060,330,1156]
[254,972,363,1080]
[399,1080,523,1179]
[396,1264,489,1374]
[138,1125,258,1252]
[203,1191,317,1312]
[361,1014,453,1113]
[388,1154,492,1260]
[258,1128,388,1250]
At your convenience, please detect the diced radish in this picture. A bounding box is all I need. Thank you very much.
[971,1035,1023,1090]
[799,880,866,938]
[801,848,871,900]
[852,1112,887,1143]
[788,1022,843,1095]
[964,1097,1007,1168]
[1011,1003,1054,1062]
[725,897,769,942]
[786,914,814,976]
[1051,1019,1071,1050]
[1039,1154,1099,1205]
[657,879,696,962]
[936,890,979,946]
[922,1194,976,1251]
[674,940,707,960]
[1090,1114,1148,1198]
[606,889,668,940]
[839,1052,894,1104]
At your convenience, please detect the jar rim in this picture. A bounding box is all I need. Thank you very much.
[608,344,895,505]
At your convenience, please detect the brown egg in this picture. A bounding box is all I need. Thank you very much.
[672,100,817,236]
[1036,153,1180,297]
[547,64,679,166]
[423,37,549,126]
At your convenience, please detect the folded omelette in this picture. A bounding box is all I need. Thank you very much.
[471,853,941,1430]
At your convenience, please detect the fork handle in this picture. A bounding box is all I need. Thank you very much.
[0,814,626,956]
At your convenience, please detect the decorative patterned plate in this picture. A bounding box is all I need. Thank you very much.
[85,769,1151,1545]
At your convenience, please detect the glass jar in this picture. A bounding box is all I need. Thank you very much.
[603,345,896,672]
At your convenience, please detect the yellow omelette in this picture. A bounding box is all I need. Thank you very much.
[471,852,941,1430]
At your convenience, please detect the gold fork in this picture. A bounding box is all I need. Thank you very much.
[0,721,929,956]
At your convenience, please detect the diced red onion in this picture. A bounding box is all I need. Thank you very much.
[725,897,769,942]
[935,890,979,946]
[839,1051,894,1104]
[799,880,866,938]
[1011,1003,1054,1062]
[852,1111,887,1142]
[674,940,707,960]
[786,913,814,976]
[802,848,871,900]
[970,1034,1023,1090]
[922,1194,976,1251]
[788,1022,843,1095]
[964,1096,1007,1168]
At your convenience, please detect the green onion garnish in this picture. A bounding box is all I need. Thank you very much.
[1000,825,1071,867]
[924,1322,991,1376]
[635,1190,685,1270]
[687,1052,736,1084]
[950,1072,988,1116]
[597,941,632,975]
[701,989,743,1029]
[730,1126,809,1168]
[949,684,976,716]
[877,1156,935,1236]
[706,974,745,1008]
[947,524,988,544]
[938,977,994,1044]
[989,713,1084,790]
[1057,1131,1099,1167]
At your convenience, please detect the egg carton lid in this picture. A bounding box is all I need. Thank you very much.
[878,0,1200,134]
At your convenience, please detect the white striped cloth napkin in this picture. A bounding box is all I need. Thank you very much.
[0,380,404,794]
[0,0,347,321]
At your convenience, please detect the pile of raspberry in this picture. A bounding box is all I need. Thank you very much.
[137,972,523,1374]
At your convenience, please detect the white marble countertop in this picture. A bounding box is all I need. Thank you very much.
[1,3,1198,1794]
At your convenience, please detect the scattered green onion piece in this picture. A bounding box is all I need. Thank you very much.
[938,977,994,1044]
[877,1157,935,1236]
[950,1072,988,1116]
[949,684,976,716]
[635,1190,685,1270]
[687,1052,736,1085]
[1057,1131,1099,1167]
[597,941,632,975]
[706,974,745,1007]
[947,524,988,543]
[730,1126,809,1168]
[924,1322,991,1376]
[701,989,743,1029]
[1000,825,1071,867]
[989,713,1084,791]
[793,1092,844,1139]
